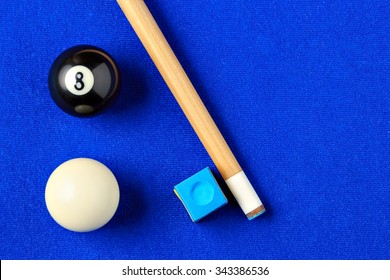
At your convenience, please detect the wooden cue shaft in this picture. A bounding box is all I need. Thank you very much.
[117,0,265,219]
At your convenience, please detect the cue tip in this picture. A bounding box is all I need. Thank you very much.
[225,171,265,220]
[246,205,266,220]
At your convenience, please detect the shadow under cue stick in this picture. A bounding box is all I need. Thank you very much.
[116,0,265,219]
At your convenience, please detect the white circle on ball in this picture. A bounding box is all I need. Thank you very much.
[45,158,120,232]
[64,65,94,96]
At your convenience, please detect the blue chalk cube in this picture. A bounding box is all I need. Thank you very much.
[174,167,228,222]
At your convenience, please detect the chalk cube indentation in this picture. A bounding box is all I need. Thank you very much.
[174,167,228,222]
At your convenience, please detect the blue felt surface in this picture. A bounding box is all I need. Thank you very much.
[0,0,389,260]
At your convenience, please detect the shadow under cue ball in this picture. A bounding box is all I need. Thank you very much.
[48,45,120,117]
[45,158,120,232]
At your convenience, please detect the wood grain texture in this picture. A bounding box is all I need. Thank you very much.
[117,0,242,179]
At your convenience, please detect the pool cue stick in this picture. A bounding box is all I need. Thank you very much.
[117,0,265,219]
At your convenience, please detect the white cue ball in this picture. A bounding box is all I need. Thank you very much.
[45,158,120,232]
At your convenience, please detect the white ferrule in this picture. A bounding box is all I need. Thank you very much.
[225,171,263,214]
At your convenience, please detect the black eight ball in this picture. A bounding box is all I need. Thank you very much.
[49,45,120,117]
